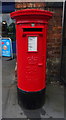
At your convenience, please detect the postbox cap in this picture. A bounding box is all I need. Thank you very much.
[10,9,53,20]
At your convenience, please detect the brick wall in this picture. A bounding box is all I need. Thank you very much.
[47,8,62,82]
[15,2,63,83]
[15,2,46,10]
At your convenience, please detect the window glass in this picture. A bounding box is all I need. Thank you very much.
[2,14,16,41]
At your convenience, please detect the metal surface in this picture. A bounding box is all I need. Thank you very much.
[10,9,52,92]
[61,1,66,84]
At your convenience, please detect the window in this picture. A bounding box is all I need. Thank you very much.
[2,14,15,41]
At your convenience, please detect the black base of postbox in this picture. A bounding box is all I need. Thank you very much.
[17,87,46,109]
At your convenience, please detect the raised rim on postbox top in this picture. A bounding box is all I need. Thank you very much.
[10,9,53,19]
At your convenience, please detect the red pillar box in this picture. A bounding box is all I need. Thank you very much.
[10,9,52,109]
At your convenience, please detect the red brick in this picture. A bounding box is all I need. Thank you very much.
[22,3,27,8]
[33,3,45,8]
[15,3,23,9]
[15,3,27,9]
[27,3,33,8]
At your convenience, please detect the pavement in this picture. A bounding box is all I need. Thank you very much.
[2,57,64,119]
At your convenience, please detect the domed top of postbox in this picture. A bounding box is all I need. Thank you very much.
[10,9,53,24]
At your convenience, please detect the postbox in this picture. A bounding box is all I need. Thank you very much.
[10,9,52,109]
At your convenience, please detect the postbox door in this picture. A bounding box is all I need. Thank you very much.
[17,27,46,92]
